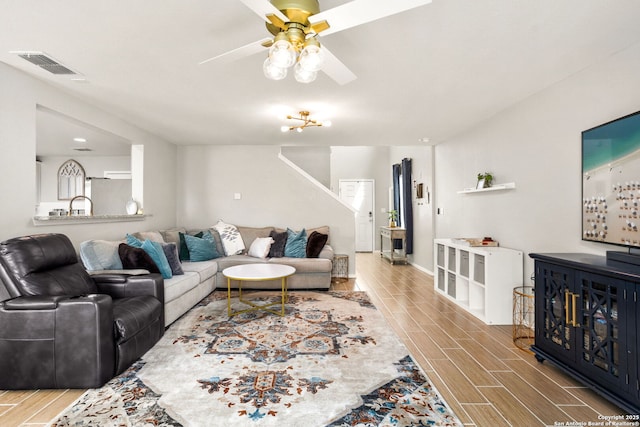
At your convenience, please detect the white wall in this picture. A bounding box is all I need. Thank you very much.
[330,146,391,250]
[434,42,640,284]
[389,146,435,273]
[280,146,331,187]
[38,155,130,205]
[0,63,178,246]
[176,145,356,273]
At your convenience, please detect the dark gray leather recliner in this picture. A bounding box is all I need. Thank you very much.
[0,233,165,389]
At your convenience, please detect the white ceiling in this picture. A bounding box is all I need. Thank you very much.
[36,107,132,157]
[2,0,640,148]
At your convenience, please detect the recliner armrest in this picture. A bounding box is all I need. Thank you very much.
[94,273,164,303]
[2,295,69,310]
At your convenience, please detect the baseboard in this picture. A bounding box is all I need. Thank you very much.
[409,262,433,276]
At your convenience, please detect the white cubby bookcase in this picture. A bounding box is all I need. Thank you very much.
[434,238,523,325]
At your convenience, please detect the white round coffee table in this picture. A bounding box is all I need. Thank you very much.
[223,263,296,317]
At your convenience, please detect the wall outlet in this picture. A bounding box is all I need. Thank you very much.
[234,193,241,200]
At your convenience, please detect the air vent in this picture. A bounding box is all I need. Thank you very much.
[73,148,93,152]
[12,51,78,75]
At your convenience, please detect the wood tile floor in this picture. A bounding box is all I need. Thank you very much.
[0,252,627,426]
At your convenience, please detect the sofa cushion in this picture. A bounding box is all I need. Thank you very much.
[80,239,124,271]
[184,232,219,261]
[177,232,192,261]
[284,228,307,258]
[267,256,332,273]
[306,231,328,258]
[276,226,330,245]
[237,226,275,252]
[213,220,245,256]
[215,254,267,271]
[118,244,160,274]
[141,240,172,279]
[268,230,287,258]
[131,231,165,243]
[181,260,217,282]
[159,228,186,246]
[126,234,144,248]
[248,237,274,259]
[307,226,330,244]
[162,271,202,304]
[162,242,184,275]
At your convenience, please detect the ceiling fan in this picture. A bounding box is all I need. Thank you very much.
[199,0,432,85]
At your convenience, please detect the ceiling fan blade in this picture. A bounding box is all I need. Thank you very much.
[239,0,288,24]
[321,44,357,85]
[309,0,432,37]
[199,37,272,65]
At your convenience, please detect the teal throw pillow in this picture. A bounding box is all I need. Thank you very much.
[141,239,173,279]
[184,231,219,261]
[126,233,143,248]
[284,228,307,258]
[178,231,205,261]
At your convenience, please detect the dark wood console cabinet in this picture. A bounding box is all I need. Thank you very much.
[530,253,640,414]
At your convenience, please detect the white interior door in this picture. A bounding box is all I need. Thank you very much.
[339,179,374,252]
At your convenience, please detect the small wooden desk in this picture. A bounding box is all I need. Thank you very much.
[380,226,407,264]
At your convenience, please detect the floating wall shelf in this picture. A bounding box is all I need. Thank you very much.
[457,182,516,194]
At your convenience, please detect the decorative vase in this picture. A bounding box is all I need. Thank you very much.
[125,199,138,215]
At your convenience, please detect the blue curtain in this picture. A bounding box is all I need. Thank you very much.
[392,164,402,250]
[391,161,413,254]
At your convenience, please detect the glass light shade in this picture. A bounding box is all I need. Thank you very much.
[322,120,332,127]
[269,38,296,68]
[294,62,317,83]
[298,44,324,72]
[296,127,303,133]
[281,125,290,132]
[263,58,287,80]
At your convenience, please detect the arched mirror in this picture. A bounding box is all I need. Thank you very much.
[57,159,85,200]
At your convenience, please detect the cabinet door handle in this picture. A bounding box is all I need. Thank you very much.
[565,289,571,325]
[571,292,579,327]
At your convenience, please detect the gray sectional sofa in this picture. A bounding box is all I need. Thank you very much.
[80,225,334,326]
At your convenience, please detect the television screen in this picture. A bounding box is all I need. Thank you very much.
[582,110,640,248]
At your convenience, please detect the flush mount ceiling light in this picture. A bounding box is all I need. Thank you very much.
[200,0,432,85]
[281,111,331,132]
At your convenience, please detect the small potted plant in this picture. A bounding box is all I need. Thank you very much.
[477,172,494,189]
[388,209,399,227]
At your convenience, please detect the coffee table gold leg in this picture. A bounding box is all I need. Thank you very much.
[280,277,286,316]
[227,277,232,316]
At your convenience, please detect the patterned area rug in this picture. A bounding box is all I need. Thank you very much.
[51,291,462,426]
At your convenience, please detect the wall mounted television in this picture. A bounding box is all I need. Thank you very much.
[582,110,640,249]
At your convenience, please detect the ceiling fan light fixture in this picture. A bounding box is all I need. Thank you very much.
[263,57,287,80]
[268,32,297,68]
[298,38,324,72]
[294,62,317,83]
